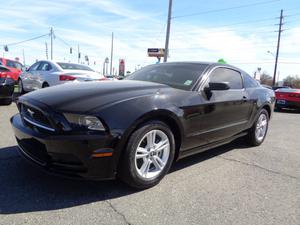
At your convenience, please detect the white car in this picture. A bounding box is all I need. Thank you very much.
[18,60,106,93]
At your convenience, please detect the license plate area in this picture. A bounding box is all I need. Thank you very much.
[277,99,286,104]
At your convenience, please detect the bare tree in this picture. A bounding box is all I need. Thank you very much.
[283,75,300,88]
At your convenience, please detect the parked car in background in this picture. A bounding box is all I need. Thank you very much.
[11,62,275,189]
[0,65,15,105]
[18,60,107,93]
[0,57,24,82]
[262,84,273,90]
[275,88,300,110]
[105,74,116,80]
[272,86,291,91]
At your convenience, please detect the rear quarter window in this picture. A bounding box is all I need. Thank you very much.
[243,73,259,88]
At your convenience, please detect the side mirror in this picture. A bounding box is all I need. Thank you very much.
[208,82,230,91]
[203,82,230,100]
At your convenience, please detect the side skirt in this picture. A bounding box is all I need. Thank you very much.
[177,132,248,160]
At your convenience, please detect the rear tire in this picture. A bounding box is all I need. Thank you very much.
[0,98,12,105]
[119,121,175,189]
[246,108,269,146]
[42,82,49,88]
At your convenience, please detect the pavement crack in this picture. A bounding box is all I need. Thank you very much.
[218,155,299,181]
[106,200,132,225]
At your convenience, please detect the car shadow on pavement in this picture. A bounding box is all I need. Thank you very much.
[274,108,300,114]
[0,139,247,215]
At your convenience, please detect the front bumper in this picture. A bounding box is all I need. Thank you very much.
[275,99,300,109]
[11,113,118,180]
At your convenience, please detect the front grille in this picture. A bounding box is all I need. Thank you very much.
[19,103,55,132]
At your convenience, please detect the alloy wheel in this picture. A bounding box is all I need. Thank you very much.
[134,129,170,179]
[255,113,268,142]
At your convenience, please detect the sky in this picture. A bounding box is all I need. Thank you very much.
[0,0,299,80]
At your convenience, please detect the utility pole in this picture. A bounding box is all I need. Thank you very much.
[22,49,25,65]
[164,0,173,62]
[273,9,284,86]
[77,44,80,63]
[45,42,48,60]
[50,27,54,60]
[110,32,114,75]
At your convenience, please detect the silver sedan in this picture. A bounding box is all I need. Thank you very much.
[18,60,106,93]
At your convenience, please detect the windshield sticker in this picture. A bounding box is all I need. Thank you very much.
[184,80,193,85]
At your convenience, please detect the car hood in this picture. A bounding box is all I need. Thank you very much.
[20,80,168,113]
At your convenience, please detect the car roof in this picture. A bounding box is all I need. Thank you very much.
[161,61,245,73]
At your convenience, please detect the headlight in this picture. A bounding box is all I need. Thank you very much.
[64,114,105,131]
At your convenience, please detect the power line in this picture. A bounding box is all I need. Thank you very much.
[171,17,278,35]
[172,0,281,19]
[55,35,72,48]
[1,33,49,46]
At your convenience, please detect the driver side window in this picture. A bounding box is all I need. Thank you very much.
[209,68,243,89]
[29,62,40,71]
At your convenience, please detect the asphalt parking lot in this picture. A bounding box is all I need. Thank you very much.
[0,103,299,225]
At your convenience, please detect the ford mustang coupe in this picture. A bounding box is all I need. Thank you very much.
[11,62,275,189]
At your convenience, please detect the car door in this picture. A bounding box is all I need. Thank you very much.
[22,62,40,91]
[36,62,53,88]
[196,67,252,143]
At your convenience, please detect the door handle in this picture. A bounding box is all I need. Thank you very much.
[242,96,247,102]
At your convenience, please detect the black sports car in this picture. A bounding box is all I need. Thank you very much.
[11,62,275,188]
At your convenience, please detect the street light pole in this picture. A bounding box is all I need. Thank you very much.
[50,27,54,60]
[110,32,114,75]
[164,0,173,62]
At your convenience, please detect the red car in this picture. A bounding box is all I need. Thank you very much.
[0,58,24,82]
[275,88,300,110]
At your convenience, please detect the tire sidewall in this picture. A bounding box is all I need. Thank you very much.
[253,109,269,145]
[124,121,175,188]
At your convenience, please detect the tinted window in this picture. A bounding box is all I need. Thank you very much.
[0,66,9,72]
[6,60,23,69]
[38,62,52,71]
[57,62,93,71]
[125,63,208,90]
[29,62,40,71]
[209,68,243,89]
[243,73,259,88]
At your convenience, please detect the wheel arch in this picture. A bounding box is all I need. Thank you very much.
[42,81,49,88]
[262,104,271,118]
[116,109,184,171]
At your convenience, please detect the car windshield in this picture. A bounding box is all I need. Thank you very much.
[125,63,208,90]
[57,62,94,71]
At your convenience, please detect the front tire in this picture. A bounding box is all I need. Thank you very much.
[246,108,269,146]
[119,121,175,189]
[18,79,25,94]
